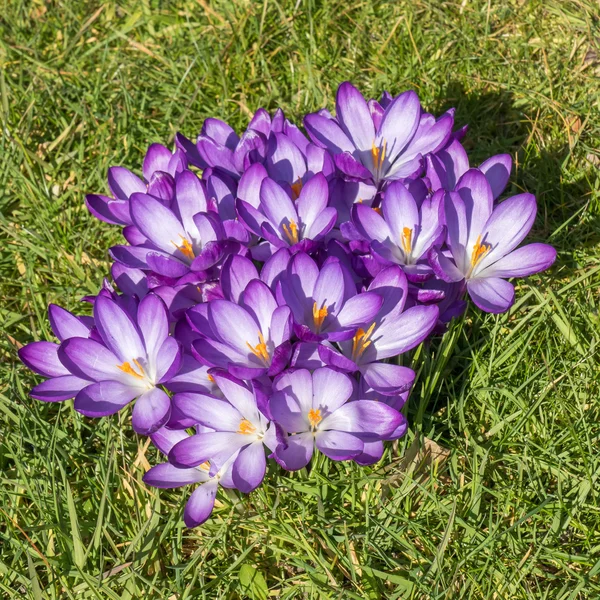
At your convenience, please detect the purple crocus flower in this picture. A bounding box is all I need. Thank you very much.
[270,367,403,470]
[111,170,242,280]
[429,171,557,313]
[278,252,383,342]
[57,294,181,434]
[86,143,187,226]
[236,173,336,256]
[169,370,279,492]
[316,265,439,395]
[143,426,238,527]
[304,82,453,186]
[189,278,292,379]
[352,180,445,281]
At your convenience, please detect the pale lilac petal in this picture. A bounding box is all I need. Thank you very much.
[260,178,298,229]
[169,431,246,468]
[444,191,469,272]
[456,169,494,250]
[150,426,189,455]
[147,171,175,203]
[270,306,292,347]
[290,342,326,370]
[304,207,337,240]
[209,370,261,423]
[208,300,261,356]
[398,113,453,166]
[335,292,383,329]
[221,255,259,303]
[312,367,353,414]
[108,166,145,200]
[336,82,375,151]
[261,247,291,288]
[320,400,402,439]
[303,113,354,154]
[312,260,345,319]
[202,117,239,149]
[265,132,307,184]
[165,355,218,395]
[207,171,237,221]
[272,368,313,423]
[74,380,138,417]
[232,442,266,493]
[478,243,556,279]
[240,280,277,335]
[352,204,393,244]
[173,392,242,430]
[382,181,419,255]
[58,337,122,381]
[273,432,314,470]
[94,295,145,363]
[19,341,68,378]
[315,430,363,460]
[155,336,182,383]
[146,253,189,278]
[31,375,90,402]
[137,294,168,359]
[467,277,515,313]
[132,387,171,434]
[174,170,208,233]
[143,462,208,488]
[184,479,218,527]
[367,264,408,316]
[143,143,172,180]
[427,247,465,283]
[48,304,91,341]
[296,173,328,232]
[377,91,421,163]
[238,163,268,208]
[358,363,415,396]
[479,154,512,199]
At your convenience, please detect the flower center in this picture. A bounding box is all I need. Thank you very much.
[351,322,376,362]
[246,331,270,365]
[171,234,195,261]
[312,302,328,332]
[117,358,146,380]
[470,234,490,269]
[401,227,413,255]
[371,139,387,177]
[307,408,322,429]
[238,419,256,435]
[291,178,303,200]
[282,220,299,245]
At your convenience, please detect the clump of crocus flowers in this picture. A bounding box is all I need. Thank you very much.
[19,82,556,527]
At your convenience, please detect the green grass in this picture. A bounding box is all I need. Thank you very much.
[1,0,600,597]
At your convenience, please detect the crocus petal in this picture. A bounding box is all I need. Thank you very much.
[372,304,439,360]
[132,387,172,435]
[475,193,537,272]
[303,113,354,154]
[290,342,327,370]
[466,277,515,314]
[312,367,353,414]
[240,280,277,335]
[260,178,298,229]
[354,440,385,466]
[58,337,122,381]
[318,344,357,372]
[31,375,90,402]
[352,204,393,244]
[232,442,266,493]
[74,381,138,417]
[315,430,363,460]
[143,143,172,181]
[273,432,314,471]
[377,91,421,164]
[220,255,259,303]
[202,117,239,149]
[184,479,218,527]
[85,194,130,225]
[335,292,383,329]
[150,426,189,455]
[137,294,169,360]
[48,304,91,341]
[108,166,145,200]
[19,341,68,378]
[478,243,556,279]
[147,171,175,203]
[238,163,268,208]
[265,132,307,184]
[319,400,402,439]
[208,300,262,357]
[296,173,329,232]
[146,253,189,278]
[304,207,337,240]
[359,363,415,396]
[479,154,512,200]
[94,295,145,364]
[261,247,291,288]
[174,170,208,233]
[209,370,261,424]
[336,82,375,151]
[334,153,373,179]
[456,169,493,251]
[173,392,242,431]
[169,431,247,468]
[143,462,208,489]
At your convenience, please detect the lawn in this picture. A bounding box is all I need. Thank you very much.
[1,0,600,598]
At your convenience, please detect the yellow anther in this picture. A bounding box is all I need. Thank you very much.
[238,419,256,435]
[117,359,145,379]
[171,234,195,260]
[246,331,270,364]
[471,235,490,268]
[282,220,299,245]
[371,139,387,172]
[373,207,382,216]
[312,302,328,331]
[351,322,376,362]
[198,461,210,472]
[291,178,303,200]
[401,227,413,255]
[308,408,322,428]
[207,374,215,383]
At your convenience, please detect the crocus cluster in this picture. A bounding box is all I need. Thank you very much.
[19,82,556,527]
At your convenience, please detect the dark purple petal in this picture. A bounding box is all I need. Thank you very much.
[318,344,357,372]
[147,253,189,278]
[334,152,372,179]
[143,462,208,489]
[273,432,314,471]
[19,341,68,378]
[232,442,266,493]
[303,113,354,154]
[353,440,384,466]
[359,363,415,396]
[58,337,121,381]
[30,375,90,402]
[184,479,218,527]
[108,166,145,200]
[85,194,130,225]
[143,143,172,181]
[479,154,512,200]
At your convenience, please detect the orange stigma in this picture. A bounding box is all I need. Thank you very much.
[371,139,387,173]
[117,358,145,379]
[171,235,195,260]
[312,302,328,331]
[351,322,376,361]
[246,331,270,364]
[207,374,215,383]
[308,408,322,429]
[238,419,256,435]
[471,235,490,268]
[291,178,303,200]
[373,207,383,216]
[401,227,413,255]
[282,220,299,245]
